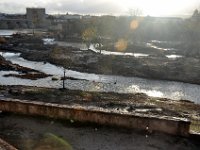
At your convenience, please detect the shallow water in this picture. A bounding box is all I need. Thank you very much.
[166,55,183,59]
[0,29,33,36]
[89,45,149,57]
[146,42,177,51]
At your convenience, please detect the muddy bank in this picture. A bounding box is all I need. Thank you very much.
[0,54,50,80]
[3,73,50,80]
[1,85,200,123]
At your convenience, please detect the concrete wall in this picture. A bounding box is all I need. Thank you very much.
[0,98,190,137]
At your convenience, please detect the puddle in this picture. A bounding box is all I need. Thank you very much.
[166,55,183,59]
[43,38,55,45]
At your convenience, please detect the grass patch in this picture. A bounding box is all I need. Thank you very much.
[33,133,73,150]
[190,119,200,133]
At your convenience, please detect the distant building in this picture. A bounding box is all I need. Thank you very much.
[63,14,82,20]
[145,16,183,23]
[0,13,5,20]
[0,19,32,29]
[53,14,82,22]
[26,8,46,28]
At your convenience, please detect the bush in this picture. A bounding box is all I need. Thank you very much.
[0,37,7,44]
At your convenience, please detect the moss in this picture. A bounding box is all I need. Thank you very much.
[190,119,200,133]
[33,133,73,150]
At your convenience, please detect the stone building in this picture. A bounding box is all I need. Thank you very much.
[26,8,47,28]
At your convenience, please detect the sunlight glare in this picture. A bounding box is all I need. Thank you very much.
[130,20,139,30]
[115,39,128,52]
[119,0,194,16]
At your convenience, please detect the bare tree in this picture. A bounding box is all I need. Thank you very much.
[128,8,143,17]
[62,68,66,89]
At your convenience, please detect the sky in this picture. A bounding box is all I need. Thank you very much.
[0,0,199,17]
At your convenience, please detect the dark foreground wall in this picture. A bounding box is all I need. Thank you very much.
[0,138,17,150]
[0,98,190,137]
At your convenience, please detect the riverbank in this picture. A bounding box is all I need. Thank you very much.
[0,85,200,132]
[0,85,200,149]
[1,34,200,85]
[0,54,50,80]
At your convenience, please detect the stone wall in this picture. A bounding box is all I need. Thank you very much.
[0,98,190,137]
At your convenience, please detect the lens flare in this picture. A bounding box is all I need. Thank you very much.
[115,39,128,52]
[130,20,139,30]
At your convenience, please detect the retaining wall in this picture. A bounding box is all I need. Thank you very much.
[0,98,190,137]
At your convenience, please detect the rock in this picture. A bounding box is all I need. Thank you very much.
[52,77,59,81]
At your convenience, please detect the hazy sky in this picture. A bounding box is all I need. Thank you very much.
[0,0,199,16]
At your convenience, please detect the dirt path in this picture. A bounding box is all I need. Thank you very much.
[0,114,199,150]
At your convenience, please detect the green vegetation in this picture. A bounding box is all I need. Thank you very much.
[190,119,200,133]
[33,133,73,150]
[82,27,97,48]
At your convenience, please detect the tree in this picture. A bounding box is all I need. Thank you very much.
[192,9,199,17]
[32,10,40,35]
[82,27,97,49]
[128,8,143,17]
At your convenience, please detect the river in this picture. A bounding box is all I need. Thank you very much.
[0,52,200,103]
[0,30,200,103]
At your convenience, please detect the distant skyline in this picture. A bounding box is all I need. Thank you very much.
[0,0,199,17]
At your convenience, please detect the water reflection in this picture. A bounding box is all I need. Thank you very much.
[0,29,33,36]
[0,52,21,57]
[0,30,18,36]
[43,38,55,45]
[146,42,176,51]
[89,45,149,57]
[166,55,183,59]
